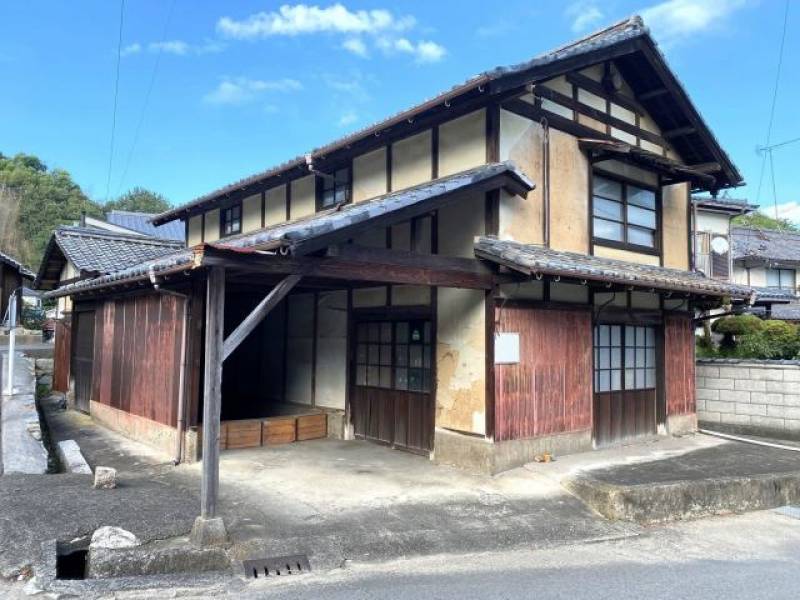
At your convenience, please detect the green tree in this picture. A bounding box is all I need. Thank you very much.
[732,210,800,232]
[105,187,170,214]
[0,153,103,268]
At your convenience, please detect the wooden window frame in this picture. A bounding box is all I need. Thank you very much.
[316,164,352,212]
[219,202,242,238]
[594,323,657,393]
[591,170,661,257]
[766,267,796,290]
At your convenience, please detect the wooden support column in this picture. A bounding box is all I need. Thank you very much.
[191,265,228,546]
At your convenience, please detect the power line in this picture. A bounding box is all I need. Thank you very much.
[104,0,126,204]
[759,135,800,153]
[755,0,790,208]
[116,0,176,196]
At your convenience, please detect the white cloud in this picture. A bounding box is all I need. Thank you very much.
[377,37,445,63]
[566,1,604,33]
[342,37,368,57]
[774,201,800,224]
[204,77,303,106]
[338,111,358,127]
[120,42,141,57]
[640,0,749,47]
[148,40,189,55]
[217,4,444,64]
[217,4,413,38]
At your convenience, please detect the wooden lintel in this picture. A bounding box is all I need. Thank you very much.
[203,246,495,290]
[690,162,722,174]
[637,87,669,101]
[222,273,301,361]
[663,126,697,139]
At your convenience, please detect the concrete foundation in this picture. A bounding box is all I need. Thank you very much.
[190,517,229,548]
[667,413,697,436]
[433,427,593,475]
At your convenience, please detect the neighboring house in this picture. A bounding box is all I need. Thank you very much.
[0,249,34,325]
[46,17,750,475]
[732,227,800,317]
[692,197,755,282]
[35,226,185,318]
[83,210,186,242]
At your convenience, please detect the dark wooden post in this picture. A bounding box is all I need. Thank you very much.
[191,266,228,546]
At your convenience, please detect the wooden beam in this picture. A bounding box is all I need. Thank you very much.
[200,265,225,520]
[565,72,645,115]
[663,126,696,139]
[222,274,301,361]
[203,245,497,289]
[690,162,722,174]
[637,87,669,101]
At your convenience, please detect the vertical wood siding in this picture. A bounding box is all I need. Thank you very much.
[91,293,185,427]
[494,306,593,441]
[53,319,72,392]
[664,313,695,416]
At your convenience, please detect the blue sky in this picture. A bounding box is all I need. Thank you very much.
[1,1,798,220]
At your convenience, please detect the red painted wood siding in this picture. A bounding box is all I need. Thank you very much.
[664,314,695,416]
[91,293,186,427]
[494,306,593,441]
[52,319,71,392]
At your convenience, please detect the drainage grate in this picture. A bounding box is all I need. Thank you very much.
[244,555,311,579]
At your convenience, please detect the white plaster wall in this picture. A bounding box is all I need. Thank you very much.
[314,291,347,409]
[203,209,220,243]
[438,109,486,177]
[696,211,730,235]
[392,130,432,189]
[242,193,261,233]
[290,175,315,220]
[187,215,202,245]
[286,293,314,405]
[265,185,286,226]
[353,147,387,202]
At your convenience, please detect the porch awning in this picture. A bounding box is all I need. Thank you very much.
[46,162,534,298]
[474,237,754,300]
[579,138,717,189]
[206,160,533,257]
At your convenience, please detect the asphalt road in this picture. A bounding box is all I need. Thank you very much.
[4,507,795,599]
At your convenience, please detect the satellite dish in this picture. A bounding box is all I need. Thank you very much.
[711,236,730,255]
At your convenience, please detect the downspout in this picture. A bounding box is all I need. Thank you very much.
[540,117,551,248]
[149,266,191,465]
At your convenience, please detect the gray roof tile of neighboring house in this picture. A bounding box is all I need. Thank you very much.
[692,196,757,214]
[770,303,800,321]
[46,162,534,298]
[0,249,35,279]
[106,210,186,241]
[731,227,800,264]
[750,286,798,304]
[153,14,740,226]
[475,237,753,299]
[53,227,185,275]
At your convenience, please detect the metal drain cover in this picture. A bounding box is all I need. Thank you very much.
[244,554,311,578]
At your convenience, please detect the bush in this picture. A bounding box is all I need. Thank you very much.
[737,320,800,360]
[21,306,45,331]
[712,314,764,350]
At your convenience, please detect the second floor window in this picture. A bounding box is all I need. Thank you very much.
[221,204,242,237]
[320,167,350,209]
[766,268,796,290]
[592,174,657,252]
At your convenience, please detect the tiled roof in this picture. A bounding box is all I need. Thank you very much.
[475,237,753,299]
[692,196,757,214]
[770,303,800,321]
[54,227,184,274]
[750,286,797,304]
[153,14,740,226]
[106,210,186,241]
[207,161,533,256]
[0,249,34,279]
[46,163,534,298]
[732,227,800,264]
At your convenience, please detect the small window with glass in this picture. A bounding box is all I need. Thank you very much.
[592,173,658,252]
[355,320,432,392]
[220,203,242,237]
[766,268,796,290]
[319,167,350,210]
[594,324,656,393]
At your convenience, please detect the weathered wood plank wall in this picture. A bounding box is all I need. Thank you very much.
[664,313,695,416]
[52,319,71,392]
[91,293,185,427]
[494,306,593,441]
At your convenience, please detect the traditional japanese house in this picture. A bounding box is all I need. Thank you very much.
[0,249,34,325]
[47,17,752,482]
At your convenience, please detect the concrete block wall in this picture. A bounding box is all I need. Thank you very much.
[696,359,800,440]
